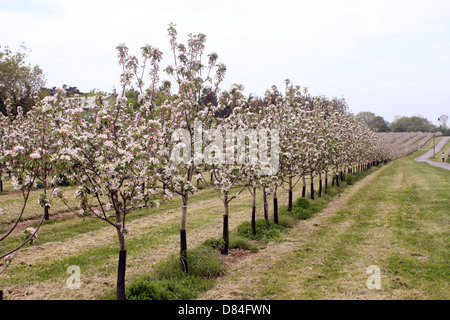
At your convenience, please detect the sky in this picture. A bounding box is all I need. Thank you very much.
[1,0,449,125]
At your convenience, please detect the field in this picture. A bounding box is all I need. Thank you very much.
[1,13,448,306]
[0,147,448,300]
[201,151,450,299]
[378,132,440,159]
[429,137,450,162]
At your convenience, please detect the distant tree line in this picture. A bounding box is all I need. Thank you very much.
[0,44,45,115]
[41,85,84,97]
[1,45,448,135]
[356,111,449,135]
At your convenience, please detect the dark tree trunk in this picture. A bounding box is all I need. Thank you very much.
[43,172,50,220]
[115,220,127,300]
[116,249,127,300]
[325,170,328,194]
[273,196,278,225]
[221,196,229,255]
[251,206,256,236]
[263,185,268,221]
[310,175,314,200]
[180,229,188,272]
[336,173,340,187]
[251,187,257,235]
[302,176,306,198]
[221,214,229,255]
[318,172,322,198]
[288,177,293,211]
[273,186,278,224]
[180,195,188,273]
[44,206,49,221]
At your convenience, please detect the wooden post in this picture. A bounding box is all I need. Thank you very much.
[433,130,436,157]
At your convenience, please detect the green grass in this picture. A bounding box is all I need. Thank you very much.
[236,219,286,243]
[421,136,444,149]
[429,137,450,162]
[8,158,441,301]
[121,167,374,300]
[215,152,449,300]
[123,244,222,300]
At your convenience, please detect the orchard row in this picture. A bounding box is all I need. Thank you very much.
[0,23,390,299]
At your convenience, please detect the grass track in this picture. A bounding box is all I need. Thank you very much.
[199,152,449,300]
[1,151,448,300]
[0,174,311,299]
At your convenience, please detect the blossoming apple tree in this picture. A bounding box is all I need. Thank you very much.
[53,43,165,299]
[155,23,227,271]
[0,102,48,277]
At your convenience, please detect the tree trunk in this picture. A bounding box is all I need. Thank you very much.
[116,227,126,300]
[44,206,49,221]
[221,196,229,255]
[180,195,188,273]
[117,249,126,300]
[310,174,314,200]
[302,176,306,198]
[318,172,322,197]
[335,173,340,187]
[251,187,256,236]
[0,175,3,193]
[325,170,328,194]
[263,184,268,221]
[44,173,49,221]
[288,177,293,212]
[273,187,278,225]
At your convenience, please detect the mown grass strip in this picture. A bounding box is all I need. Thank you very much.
[123,166,380,300]
[216,153,449,300]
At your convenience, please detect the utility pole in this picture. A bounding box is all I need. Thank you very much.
[434,118,439,157]
[433,129,436,157]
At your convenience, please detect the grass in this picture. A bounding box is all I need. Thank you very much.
[0,170,310,299]
[429,136,450,162]
[0,181,83,229]
[236,219,285,243]
[123,244,222,300]
[2,154,447,301]
[421,135,444,149]
[0,165,368,300]
[199,153,449,300]
[109,168,373,300]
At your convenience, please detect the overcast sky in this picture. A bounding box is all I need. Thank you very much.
[1,0,449,124]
